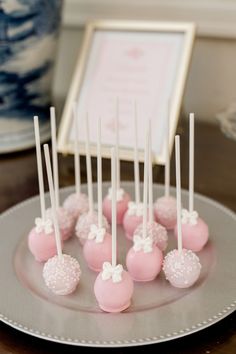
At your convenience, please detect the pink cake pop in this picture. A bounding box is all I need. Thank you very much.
[94,148,134,312]
[163,136,201,288]
[103,99,131,224]
[83,118,112,271]
[123,103,143,240]
[46,107,75,241]
[43,144,81,295]
[63,103,89,220]
[154,104,177,229]
[174,114,209,252]
[126,125,163,282]
[28,116,58,263]
[75,113,109,245]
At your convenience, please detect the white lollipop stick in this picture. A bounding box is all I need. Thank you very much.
[85,113,94,214]
[44,144,62,259]
[111,147,117,267]
[134,101,140,205]
[148,120,154,223]
[50,107,59,209]
[189,113,195,214]
[175,135,182,253]
[115,98,120,190]
[165,103,170,198]
[142,125,149,239]
[34,116,46,221]
[97,117,103,228]
[73,103,81,195]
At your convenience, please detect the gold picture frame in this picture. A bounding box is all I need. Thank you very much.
[58,20,195,164]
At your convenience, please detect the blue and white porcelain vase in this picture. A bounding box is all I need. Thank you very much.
[0,0,63,153]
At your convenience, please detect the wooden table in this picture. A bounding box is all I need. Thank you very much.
[0,119,235,353]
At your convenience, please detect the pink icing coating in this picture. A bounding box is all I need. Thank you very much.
[43,254,81,295]
[133,221,168,251]
[94,270,134,312]
[174,217,209,252]
[63,192,89,220]
[154,196,177,230]
[102,192,131,225]
[75,211,109,245]
[126,246,163,282]
[28,226,61,262]
[83,233,112,272]
[46,207,75,241]
[163,248,201,288]
[123,213,143,240]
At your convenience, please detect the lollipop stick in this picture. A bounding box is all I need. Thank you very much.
[165,103,170,198]
[50,107,59,209]
[97,117,102,228]
[175,135,182,253]
[111,147,117,267]
[142,125,149,239]
[189,113,195,214]
[134,101,140,205]
[148,120,153,223]
[34,116,46,221]
[85,113,94,214]
[73,103,81,195]
[115,98,120,190]
[44,144,62,259]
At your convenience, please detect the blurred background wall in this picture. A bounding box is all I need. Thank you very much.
[53,0,236,122]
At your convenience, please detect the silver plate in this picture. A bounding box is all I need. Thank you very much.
[0,182,235,347]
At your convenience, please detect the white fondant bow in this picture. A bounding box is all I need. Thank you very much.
[133,235,153,253]
[35,217,53,234]
[88,224,106,243]
[101,262,123,283]
[127,201,144,216]
[107,187,125,202]
[181,209,199,225]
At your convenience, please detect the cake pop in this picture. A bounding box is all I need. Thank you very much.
[123,102,143,240]
[126,125,163,282]
[103,99,131,224]
[43,144,81,295]
[94,148,134,312]
[63,103,89,220]
[154,103,177,229]
[83,118,112,271]
[75,113,109,245]
[133,123,168,251]
[46,107,75,241]
[28,116,58,263]
[163,135,201,288]
[174,114,209,252]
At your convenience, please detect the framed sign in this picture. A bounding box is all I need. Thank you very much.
[58,20,195,164]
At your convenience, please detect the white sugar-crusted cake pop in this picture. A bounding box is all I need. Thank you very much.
[83,118,112,271]
[94,148,134,312]
[43,144,81,295]
[123,103,143,239]
[103,99,131,224]
[50,107,75,240]
[154,104,177,229]
[174,114,209,251]
[126,124,163,282]
[163,135,201,288]
[28,116,59,262]
[43,254,81,295]
[63,104,89,220]
[75,114,109,245]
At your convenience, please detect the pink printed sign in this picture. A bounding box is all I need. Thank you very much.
[58,22,195,164]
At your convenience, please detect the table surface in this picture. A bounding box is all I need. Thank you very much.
[0,118,235,354]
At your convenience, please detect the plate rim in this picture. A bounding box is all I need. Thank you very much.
[0,183,236,348]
